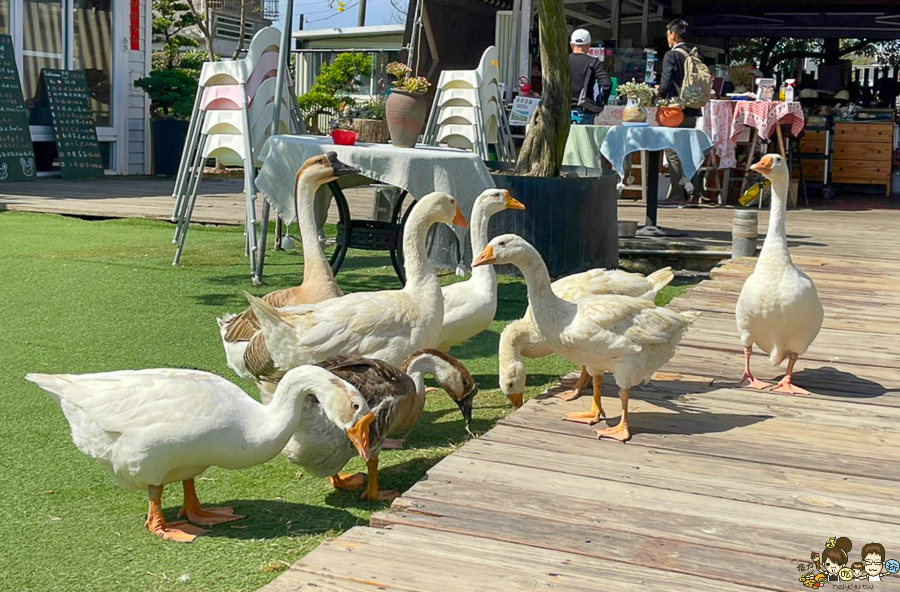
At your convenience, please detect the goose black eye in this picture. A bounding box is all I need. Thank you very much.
[352,403,360,411]
[499,241,506,247]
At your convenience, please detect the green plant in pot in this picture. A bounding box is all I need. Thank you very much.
[134,69,197,176]
[488,0,618,277]
[619,79,657,124]
[297,53,372,135]
[385,62,431,148]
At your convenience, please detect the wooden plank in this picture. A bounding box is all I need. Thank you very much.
[499,400,900,481]
[415,454,900,547]
[372,504,801,592]
[466,428,900,521]
[292,525,775,592]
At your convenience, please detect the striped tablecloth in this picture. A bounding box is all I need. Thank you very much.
[562,124,614,168]
[730,101,805,141]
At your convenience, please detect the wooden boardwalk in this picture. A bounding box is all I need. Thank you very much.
[259,210,900,591]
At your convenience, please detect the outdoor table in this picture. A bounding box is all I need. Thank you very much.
[574,125,712,237]
[255,135,495,283]
[730,101,805,195]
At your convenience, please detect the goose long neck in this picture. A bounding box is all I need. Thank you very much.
[402,210,439,292]
[241,376,311,452]
[469,206,496,287]
[295,174,332,283]
[516,253,565,326]
[759,175,793,267]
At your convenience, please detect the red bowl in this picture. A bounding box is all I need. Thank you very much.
[331,129,358,145]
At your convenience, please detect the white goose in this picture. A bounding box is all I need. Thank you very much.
[244,192,468,371]
[437,188,525,351]
[499,267,674,408]
[218,153,358,391]
[736,154,823,394]
[25,366,371,543]
[474,235,698,442]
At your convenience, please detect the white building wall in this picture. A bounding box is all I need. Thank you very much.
[126,0,150,174]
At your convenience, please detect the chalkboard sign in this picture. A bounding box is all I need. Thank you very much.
[40,69,105,179]
[0,35,36,182]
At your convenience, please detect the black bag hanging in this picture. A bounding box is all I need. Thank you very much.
[576,59,604,114]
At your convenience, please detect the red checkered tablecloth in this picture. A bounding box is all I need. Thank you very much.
[730,101,805,142]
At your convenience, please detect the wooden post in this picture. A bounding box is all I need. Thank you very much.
[732,209,758,258]
[610,0,621,43]
[640,0,649,47]
[514,0,571,177]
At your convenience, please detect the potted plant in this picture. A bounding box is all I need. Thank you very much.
[297,53,372,135]
[134,69,197,176]
[655,98,684,128]
[728,65,756,94]
[384,62,431,148]
[350,98,389,143]
[329,103,358,146]
[619,80,657,123]
[485,0,618,277]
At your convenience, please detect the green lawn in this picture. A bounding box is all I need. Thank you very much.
[0,211,693,592]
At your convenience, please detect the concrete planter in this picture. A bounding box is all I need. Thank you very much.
[486,173,619,278]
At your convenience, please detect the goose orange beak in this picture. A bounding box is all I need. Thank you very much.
[452,205,468,228]
[471,245,495,267]
[346,411,375,461]
[750,155,773,174]
[504,191,525,210]
[507,393,524,409]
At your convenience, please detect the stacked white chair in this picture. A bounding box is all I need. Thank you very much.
[422,46,516,163]
[171,27,302,275]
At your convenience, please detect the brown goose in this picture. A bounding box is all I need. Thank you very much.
[217,152,358,396]
[310,349,477,501]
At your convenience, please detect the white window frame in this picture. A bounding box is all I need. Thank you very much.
[11,0,124,173]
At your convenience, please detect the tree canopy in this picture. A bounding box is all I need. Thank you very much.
[729,38,900,75]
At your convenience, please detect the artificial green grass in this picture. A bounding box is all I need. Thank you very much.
[0,211,695,592]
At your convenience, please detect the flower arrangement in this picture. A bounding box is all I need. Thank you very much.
[385,61,431,94]
[619,80,657,106]
[728,66,756,91]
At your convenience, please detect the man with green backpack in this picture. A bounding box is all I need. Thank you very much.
[657,18,712,207]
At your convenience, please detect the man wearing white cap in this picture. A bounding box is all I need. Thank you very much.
[569,29,611,124]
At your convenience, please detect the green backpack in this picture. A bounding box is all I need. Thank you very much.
[674,47,712,109]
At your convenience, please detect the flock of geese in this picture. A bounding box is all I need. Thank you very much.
[26,151,822,543]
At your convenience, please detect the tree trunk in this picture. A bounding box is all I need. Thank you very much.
[231,0,248,59]
[514,0,570,177]
[188,0,216,61]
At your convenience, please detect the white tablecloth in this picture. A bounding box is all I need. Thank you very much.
[599,126,713,182]
[256,135,496,268]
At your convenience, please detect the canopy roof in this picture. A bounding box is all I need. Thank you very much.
[684,1,900,40]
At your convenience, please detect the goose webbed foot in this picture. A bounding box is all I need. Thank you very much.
[178,479,244,526]
[145,484,206,543]
[360,458,399,502]
[769,376,812,395]
[594,421,631,442]
[329,472,366,490]
[737,372,771,390]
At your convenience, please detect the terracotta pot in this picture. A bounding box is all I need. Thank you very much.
[655,105,684,128]
[622,95,647,123]
[385,90,427,148]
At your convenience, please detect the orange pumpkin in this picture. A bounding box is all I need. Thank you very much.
[656,105,684,128]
